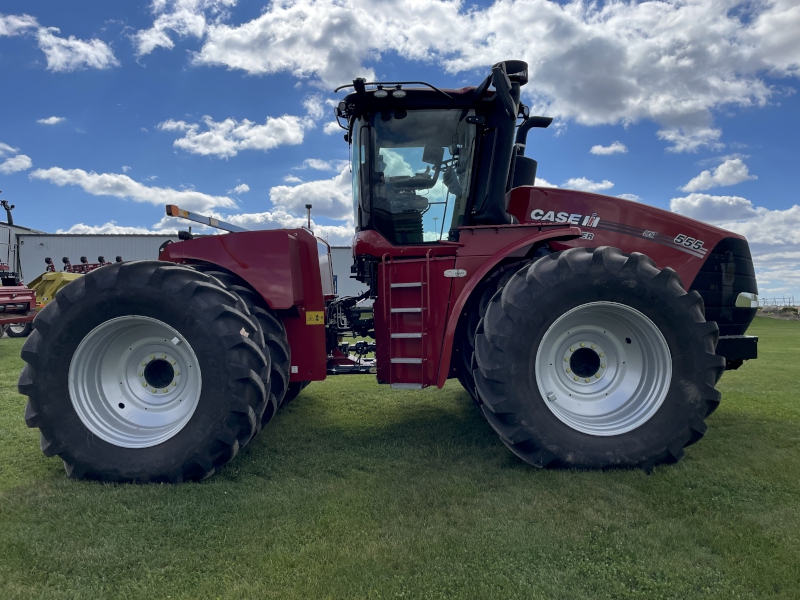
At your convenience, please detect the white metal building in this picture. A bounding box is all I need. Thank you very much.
[17,234,177,283]
[330,246,368,297]
[11,229,365,299]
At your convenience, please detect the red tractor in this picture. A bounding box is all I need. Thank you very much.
[19,61,759,482]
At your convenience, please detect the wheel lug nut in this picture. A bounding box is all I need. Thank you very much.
[573,376,578,381]
[601,364,606,369]
[570,347,574,352]
[595,373,601,378]
[172,382,177,386]
[599,352,605,357]
[142,382,147,387]
[138,372,143,377]
[580,342,585,347]
[150,355,155,359]
[566,368,571,373]
[141,361,146,366]
[162,354,167,359]
[591,344,597,349]
[584,378,590,383]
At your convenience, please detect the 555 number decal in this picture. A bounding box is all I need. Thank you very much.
[673,233,705,251]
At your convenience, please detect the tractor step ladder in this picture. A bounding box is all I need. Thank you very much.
[385,255,431,390]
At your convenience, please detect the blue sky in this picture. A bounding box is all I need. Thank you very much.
[0,0,798,298]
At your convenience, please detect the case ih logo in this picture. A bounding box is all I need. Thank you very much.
[531,209,601,227]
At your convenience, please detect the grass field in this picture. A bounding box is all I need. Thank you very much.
[1,317,799,599]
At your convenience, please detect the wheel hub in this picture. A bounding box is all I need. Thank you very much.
[565,343,605,382]
[535,302,672,436]
[69,316,202,448]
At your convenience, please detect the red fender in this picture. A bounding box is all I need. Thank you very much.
[436,226,582,387]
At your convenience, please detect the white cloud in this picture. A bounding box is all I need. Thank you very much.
[535,177,556,187]
[0,13,38,36]
[590,141,627,155]
[37,116,65,125]
[617,193,640,202]
[283,175,303,183]
[656,127,723,154]
[231,183,249,194]
[134,0,236,56]
[2,14,117,72]
[680,158,757,192]
[178,0,800,150]
[225,210,354,245]
[561,177,614,193]
[36,27,119,72]
[270,165,351,220]
[670,193,760,223]
[303,95,326,120]
[295,158,348,171]
[323,122,342,135]
[0,154,33,174]
[30,167,235,212]
[670,192,800,296]
[122,165,132,173]
[158,114,310,158]
[57,222,171,235]
[0,142,18,156]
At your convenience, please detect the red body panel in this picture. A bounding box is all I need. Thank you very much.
[506,186,742,287]
[356,187,747,389]
[159,229,327,382]
[355,225,583,388]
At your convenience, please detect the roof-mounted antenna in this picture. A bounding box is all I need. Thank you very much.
[305,204,313,230]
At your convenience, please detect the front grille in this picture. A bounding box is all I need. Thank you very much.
[690,237,758,336]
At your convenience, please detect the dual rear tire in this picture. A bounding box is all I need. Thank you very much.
[18,261,287,482]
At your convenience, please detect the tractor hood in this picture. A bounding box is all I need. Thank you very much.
[506,185,758,338]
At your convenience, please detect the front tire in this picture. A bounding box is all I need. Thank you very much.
[18,261,268,482]
[474,247,724,469]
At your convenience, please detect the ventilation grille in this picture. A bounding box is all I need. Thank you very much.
[690,237,758,336]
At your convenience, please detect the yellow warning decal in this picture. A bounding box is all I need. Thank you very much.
[306,311,325,325]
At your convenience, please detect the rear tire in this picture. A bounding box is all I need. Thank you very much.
[18,261,268,482]
[6,322,33,338]
[282,381,310,406]
[194,267,291,422]
[474,247,724,469]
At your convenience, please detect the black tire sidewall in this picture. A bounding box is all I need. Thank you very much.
[497,265,710,467]
[36,280,255,478]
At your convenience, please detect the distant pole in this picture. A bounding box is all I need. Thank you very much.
[433,216,439,234]
[305,204,312,230]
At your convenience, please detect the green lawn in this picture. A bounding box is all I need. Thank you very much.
[1,317,799,599]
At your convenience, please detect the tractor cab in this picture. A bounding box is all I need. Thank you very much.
[337,60,552,248]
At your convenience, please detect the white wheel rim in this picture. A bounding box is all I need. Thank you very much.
[69,316,202,448]
[535,301,672,436]
[9,324,26,334]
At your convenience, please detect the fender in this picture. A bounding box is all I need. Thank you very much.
[436,225,582,387]
[159,229,316,311]
[159,228,328,382]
